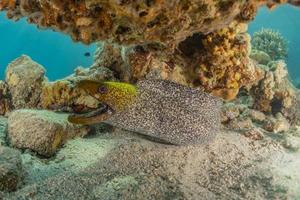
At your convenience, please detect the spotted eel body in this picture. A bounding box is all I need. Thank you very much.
[105,79,222,145]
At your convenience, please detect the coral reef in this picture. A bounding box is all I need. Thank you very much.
[251,28,288,61]
[0,55,116,116]
[264,113,291,133]
[7,109,91,157]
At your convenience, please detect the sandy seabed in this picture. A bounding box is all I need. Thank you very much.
[2,124,300,200]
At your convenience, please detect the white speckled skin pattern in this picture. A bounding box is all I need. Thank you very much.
[107,79,222,145]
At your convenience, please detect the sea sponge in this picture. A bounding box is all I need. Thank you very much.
[251,28,288,61]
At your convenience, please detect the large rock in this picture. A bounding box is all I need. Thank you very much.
[7,109,91,157]
[0,146,23,192]
[6,55,46,109]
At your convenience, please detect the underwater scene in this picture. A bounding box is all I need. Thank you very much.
[0,1,300,200]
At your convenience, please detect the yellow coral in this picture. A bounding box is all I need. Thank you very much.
[191,22,261,100]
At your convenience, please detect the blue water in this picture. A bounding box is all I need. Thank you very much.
[249,5,300,85]
[0,13,96,81]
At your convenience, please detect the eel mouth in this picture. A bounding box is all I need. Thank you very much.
[68,80,111,125]
[68,103,115,125]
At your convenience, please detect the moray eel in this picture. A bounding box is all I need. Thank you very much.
[68,79,222,145]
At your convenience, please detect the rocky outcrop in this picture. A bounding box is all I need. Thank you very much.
[6,55,46,109]
[7,109,91,157]
[0,146,23,192]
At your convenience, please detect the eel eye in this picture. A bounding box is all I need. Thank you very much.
[98,85,108,94]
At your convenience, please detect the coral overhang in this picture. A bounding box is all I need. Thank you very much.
[0,0,298,45]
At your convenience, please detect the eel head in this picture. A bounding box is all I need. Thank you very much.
[68,80,137,125]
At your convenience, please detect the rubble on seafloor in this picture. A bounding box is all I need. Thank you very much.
[0,0,300,199]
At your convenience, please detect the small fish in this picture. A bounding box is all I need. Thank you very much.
[84,52,91,57]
